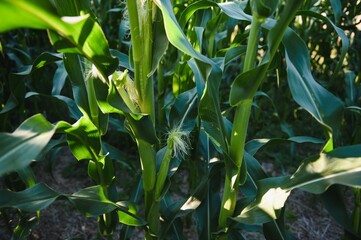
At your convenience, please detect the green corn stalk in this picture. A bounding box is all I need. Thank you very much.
[218,0,303,233]
[125,0,159,238]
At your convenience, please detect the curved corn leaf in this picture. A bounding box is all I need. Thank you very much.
[0,66,30,115]
[153,0,212,64]
[283,28,344,132]
[62,117,102,161]
[234,144,361,225]
[25,92,82,121]
[296,10,349,80]
[229,63,269,105]
[51,61,68,95]
[0,0,118,76]
[242,152,292,240]
[0,113,107,176]
[0,183,145,226]
[330,0,342,24]
[117,201,146,227]
[0,183,60,211]
[0,114,57,176]
[245,136,324,156]
[178,0,218,29]
[68,185,118,216]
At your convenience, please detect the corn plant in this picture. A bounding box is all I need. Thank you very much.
[1,0,361,239]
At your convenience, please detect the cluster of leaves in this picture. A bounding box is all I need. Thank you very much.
[0,0,361,239]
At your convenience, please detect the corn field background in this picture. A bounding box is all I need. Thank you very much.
[0,0,361,239]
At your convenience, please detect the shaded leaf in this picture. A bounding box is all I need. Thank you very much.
[0,183,59,211]
[284,28,344,132]
[245,136,324,156]
[0,184,144,222]
[230,63,269,105]
[296,10,349,81]
[68,185,118,216]
[0,114,57,176]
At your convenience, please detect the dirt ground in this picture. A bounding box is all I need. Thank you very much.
[0,150,349,240]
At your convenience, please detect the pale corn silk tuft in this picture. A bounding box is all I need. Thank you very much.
[167,125,191,159]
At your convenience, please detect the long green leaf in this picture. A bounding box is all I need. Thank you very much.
[0,183,145,225]
[0,0,117,76]
[329,0,342,24]
[0,183,60,211]
[153,0,212,64]
[283,28,344,132]
[63,116,102,161]
[234,144,361,224]
[297,10,349,81]
[245,136,324,156]
[0,114,57,176]
[68,185,118,216]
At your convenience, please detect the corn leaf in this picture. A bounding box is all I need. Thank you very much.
[0,183,60,211]
[283,28,344,132]
[296,10,349,81]
[0,0,118,76]
[25,92,82,121]
[220,2,345,133]
[117,201,146,227]
[153,0,211,64]
[229,63,269,104]
[62,117,102,161]
[68,185,118,216]
[0,67,30,115]
[330,0,342,24]
[0,114,57,176]
[0,183,145,225]
[234,144,361,224]
[178,0,218,29]
[245,136,324,156]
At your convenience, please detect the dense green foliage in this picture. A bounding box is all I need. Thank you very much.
[0,0,361,239]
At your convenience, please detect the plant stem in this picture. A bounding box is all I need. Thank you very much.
[126,0,143,102]
[157,61,165,126]
[136,139,157,237]
[243,19,263,72]
[218,16,263,230]
[126,1,158,237]
[141,0,156,123]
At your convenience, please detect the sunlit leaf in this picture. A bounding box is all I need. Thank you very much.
[117,201,146,226]
[63,116,101,161]
[0,0,118,76]
[234,144,361,224]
